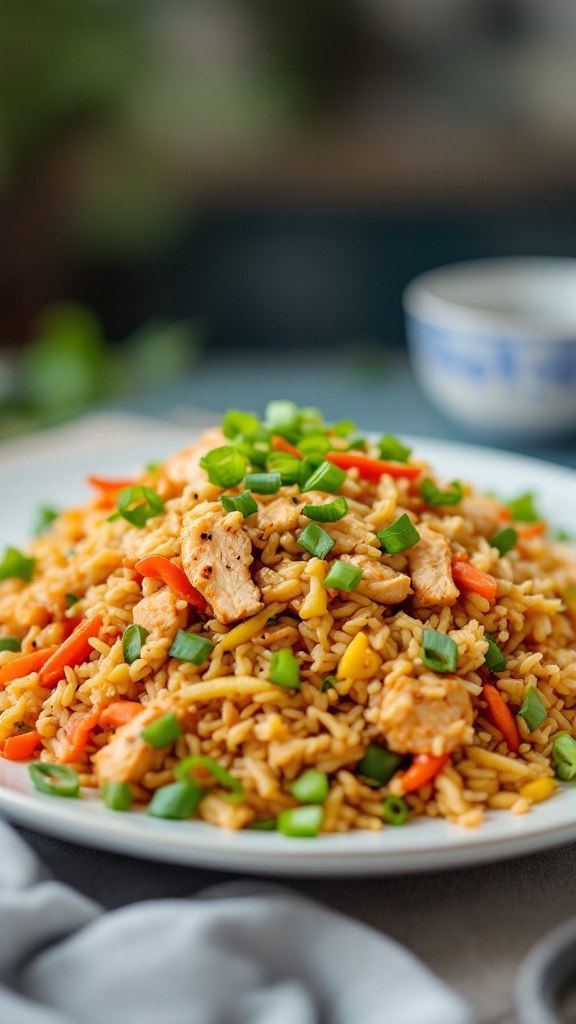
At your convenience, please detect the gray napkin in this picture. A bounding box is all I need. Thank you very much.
[0,819,473,1024]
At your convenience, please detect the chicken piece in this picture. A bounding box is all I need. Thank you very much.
[460,496,507,539]
[408,525,459,608]
[162,428,226,490]
[93,700,171,784]
[132,587,188,643]
[380,673,474,755]
[180,501,262,624]
[339,554,412,605]
[256,496,303,539]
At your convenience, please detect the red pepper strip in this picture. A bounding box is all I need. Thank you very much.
[452,559,498,601]
[400,753,450,794]
[63,706,102,763]
[134,555,207,612]
[87,475,137,492]
[99,701,143,730]
[482,683,520,754]
[326,450,421,481]
[0,646,59,689]
[271,435,302,459]
[38,616,104,689]
[3,730,41,760]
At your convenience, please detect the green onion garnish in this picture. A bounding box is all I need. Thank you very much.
[101,780,132,812]
[220,490,258,518]
[269,648,301,690]
[244,472,281,495]
[321,676,338,693]
[490,526,518,557]
[199,446,247,488]
[346,435,368,452]
[247,817,277,831]
[297,522,335,560]
[65,593,79,608]
[296,457,317,490]
[420,478,463,507]
[382,795,409,825]
[146,462,162,474]
[377,514,420,554]
[303,461,347,494]
[0,636,21,653]
[176,755,244,803]
[169,630,213,666]
[34,506,59,536]
[554,528,572,542]
[507,492,540,523]
[222,409,260,440]
[484,634,506,673]
[147,780,205,819]
[356,744,403,786]
[324,560,363,592]
[140,712,182,749]
[28,763,79,798]
[266,452,301,486]
[552,731,576,781]
[278,805,324,838]
[122,623,149,665]
[298,430,332,456]
[302,497,348,523]
[331,419,356,438]
[0,547,36,583]
[519,687,547,732]
[234,433,270,470]
[109,486,164,528]
[289,769,329,804]
[378,435,412,463]
[264,399,301,435]
[420,629,458,673]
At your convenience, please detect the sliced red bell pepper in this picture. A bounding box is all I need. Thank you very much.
[38,616,104,689]
[400,753,450,793]
[134,555,206,611]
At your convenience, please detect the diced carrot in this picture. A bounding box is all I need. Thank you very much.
[134,555,207,611]
[38,616,104,689]
[0,646,59,689]
[400,753,450,794]
[3,730,41,760]
[326,450,421,481]
[63,706,101,763]
[452,559,498,601]
[271,435,302,458]
[87,475,137,492]
[515,521,547,540]
[482,683,520,754]
[99,701,143,729]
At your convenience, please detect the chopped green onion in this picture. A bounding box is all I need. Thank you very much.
[220,490,258,518]
[270,648,301,690]
[266,452,301,486]
[278,805,324,838]
[331,419,356,438]
[490,526,518,557]
[109,486,164,528]
[519,687,548,732]
[356,744,403,786]
[65,593,79,608]
[101,780,132,812]
[146,462,162,474]
[507,492,540,523]
[222,409,260,440]
[247,817,277,831]
[297,522,335,560]
[555,528,572,541]
[298,430,332,456]
[28,763,79,798]
[199,446,247,488]
[16,722,33,733]
[303,497,348,523]
[296,457,317,490]
[244,472,281,495]
[234,433,270,470]
[321,676,338,693]
[264,399,301,436]
[0,547,36,583]
[420,478,463,507]
[346,435,368,452]
[420,629,458,673]
[552,730,576,781]
[34,506,59,536]
[0,636,21,653]
[382,795,409,825]
[484,634,506,673]
[169,630,213,666]
[176,755,244,803]
[141,712,181,748]
[147,780,204,819]
[378,435,412,463]
[303,461,347,494]
[299,407,324,430]
[122,624,149,665]
[266,616,278,626]
[377,514,420,554]
[289,769,329,804]
[324,560,363,592]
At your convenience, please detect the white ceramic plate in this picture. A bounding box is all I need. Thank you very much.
[0,427,575,876]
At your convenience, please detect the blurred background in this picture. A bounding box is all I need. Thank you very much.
[1,0,576,455]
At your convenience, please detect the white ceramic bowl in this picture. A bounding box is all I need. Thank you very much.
[402,257,576,440]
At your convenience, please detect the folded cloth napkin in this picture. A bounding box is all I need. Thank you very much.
[0,819,473,1024]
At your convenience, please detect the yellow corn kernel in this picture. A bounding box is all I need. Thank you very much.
[337,632,382,681]
[213,602,283,653]
[518,777,558,804]
[299,559,328,620]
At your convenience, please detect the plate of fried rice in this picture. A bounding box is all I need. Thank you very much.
[0,402,575,876]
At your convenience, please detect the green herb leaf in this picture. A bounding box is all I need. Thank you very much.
[490,527,518,557]
[111,486,164,528]
[122,623,149,665]
[34,506,59,536]
[507,493,540,523]
[0,547,36,582]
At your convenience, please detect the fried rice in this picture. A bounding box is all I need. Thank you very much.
[0,403,575,834]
